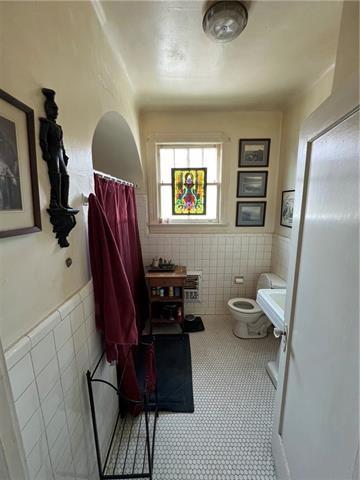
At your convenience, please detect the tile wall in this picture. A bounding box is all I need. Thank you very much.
[271,234,291,282]
[4,281,117,480]
[136,194,274,315]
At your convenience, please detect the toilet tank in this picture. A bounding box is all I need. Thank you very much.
[256,273,286,291]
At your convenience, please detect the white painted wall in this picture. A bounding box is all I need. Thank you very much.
[0,2,140,350]
[332,0,359,92]
[272,0,358,279]
[92,111,145,190]
[140,110,282,234]
[271,66,336,280]
[274,70,334,239]
[139,109,284,309]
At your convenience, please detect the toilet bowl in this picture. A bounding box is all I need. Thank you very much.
[227,273,286,339]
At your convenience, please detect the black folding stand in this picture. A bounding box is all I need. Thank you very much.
[86,342,158,479]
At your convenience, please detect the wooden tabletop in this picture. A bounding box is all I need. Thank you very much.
[145,265,187,279]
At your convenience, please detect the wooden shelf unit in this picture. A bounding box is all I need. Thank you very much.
[145,266,187,334]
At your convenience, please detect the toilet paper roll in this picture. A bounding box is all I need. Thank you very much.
[234,276,244,284]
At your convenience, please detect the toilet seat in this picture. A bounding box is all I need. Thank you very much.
[227,298,262,314]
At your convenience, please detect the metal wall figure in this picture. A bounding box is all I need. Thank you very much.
[39,88,79,247]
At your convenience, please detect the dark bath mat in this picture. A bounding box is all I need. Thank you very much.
[143,333,194,413]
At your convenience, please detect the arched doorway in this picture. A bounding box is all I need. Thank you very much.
[92,111,144,187]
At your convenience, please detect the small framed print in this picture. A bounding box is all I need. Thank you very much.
[236,201,266,227]
[237,171,268,198]
[239,139,270,167]
[280,190,295,228]
[0,89,41,238]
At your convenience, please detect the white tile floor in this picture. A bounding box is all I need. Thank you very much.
[155,315,278,480]
[108,315,278,480]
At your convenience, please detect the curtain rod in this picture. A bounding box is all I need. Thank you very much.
[82,170,138,206]
[93,169,138,188]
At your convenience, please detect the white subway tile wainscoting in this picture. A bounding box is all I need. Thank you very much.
[271,234,291,282]
[5,281,117,480]
[137,194,274,315]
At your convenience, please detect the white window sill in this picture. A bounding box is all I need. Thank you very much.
[147,222,229,234]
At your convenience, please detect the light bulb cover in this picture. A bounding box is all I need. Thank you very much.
[203,1,248,43]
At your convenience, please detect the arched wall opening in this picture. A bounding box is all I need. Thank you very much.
[92,111,144,187]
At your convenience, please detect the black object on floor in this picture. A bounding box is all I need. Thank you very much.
[144,334,194,413]
[183,316,205,333]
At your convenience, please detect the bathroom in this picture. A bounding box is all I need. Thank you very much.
[0,1,358,480]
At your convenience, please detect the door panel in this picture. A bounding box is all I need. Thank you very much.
[280,111,359,479]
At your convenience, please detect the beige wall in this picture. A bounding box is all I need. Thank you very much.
[274,1,359,241]
[92,111,145,189]
[0,2,140,349]
[332,1,359,92]
[140,110,282,234]
[275,68,334,238]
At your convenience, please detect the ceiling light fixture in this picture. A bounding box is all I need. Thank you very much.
[203,1,248,43]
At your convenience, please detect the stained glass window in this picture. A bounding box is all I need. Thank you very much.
[172,168,207,215]
[157,144,221,223]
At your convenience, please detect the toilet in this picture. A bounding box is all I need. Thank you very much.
[227,273,286,339]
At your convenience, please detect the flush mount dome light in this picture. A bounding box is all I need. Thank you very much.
[203,1,248,43]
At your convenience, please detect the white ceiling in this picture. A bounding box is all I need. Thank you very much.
[98,0,343,110]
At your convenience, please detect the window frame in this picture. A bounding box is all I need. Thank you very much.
[156,142,223,224]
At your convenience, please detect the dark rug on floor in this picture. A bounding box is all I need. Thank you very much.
[143,334,194,413]
[183,316,205,333]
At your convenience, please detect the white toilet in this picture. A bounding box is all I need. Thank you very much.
[227,273,286,339]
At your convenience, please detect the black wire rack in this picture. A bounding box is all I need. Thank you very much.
[86,341,158,480]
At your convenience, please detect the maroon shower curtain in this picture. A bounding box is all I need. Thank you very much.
[88,174,149,408]
[94,175,147,333]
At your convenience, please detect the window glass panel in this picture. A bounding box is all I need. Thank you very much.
[204,184,217,219]
[189,148,203,167]
[174,148,187,167]
[159,148,173,183]
[160,185,172,220]
[203,147,218,182]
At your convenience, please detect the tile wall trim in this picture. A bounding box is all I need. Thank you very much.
[136,193,274,315]
[271,234,291,282]
[5,282,91,369]
[4,279,117,480]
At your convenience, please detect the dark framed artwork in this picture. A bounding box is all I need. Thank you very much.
[237,171,268,198]
[236,201,266,227]
[239,139,271,167]
[171,168,207,215]
[0,89,41,238]
[280,190,295,228]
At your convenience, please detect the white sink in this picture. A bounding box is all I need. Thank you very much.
[256,288,286,331]
[256,288,287,388]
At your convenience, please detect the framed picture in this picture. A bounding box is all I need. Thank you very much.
[280,190,295,228]
[239,139,270,167]
[171,168,207,215]
[236,201,266,227]
[237,171,268,198]
[0,89,41,238]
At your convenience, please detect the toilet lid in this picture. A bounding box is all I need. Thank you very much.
[228,298,262,313]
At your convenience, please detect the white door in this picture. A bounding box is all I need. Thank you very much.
[272,72,359,480]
